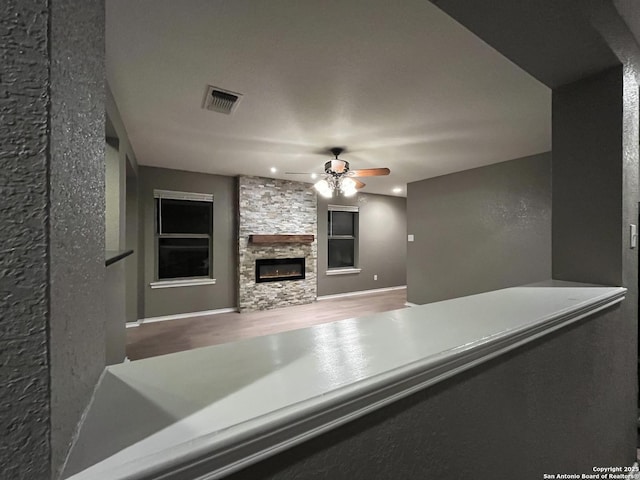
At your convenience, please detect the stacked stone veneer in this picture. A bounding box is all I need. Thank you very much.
[238,176,317,311]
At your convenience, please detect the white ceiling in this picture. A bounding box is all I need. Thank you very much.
[106,0,551,196]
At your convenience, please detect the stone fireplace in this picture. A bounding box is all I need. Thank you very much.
[238,176,317,312]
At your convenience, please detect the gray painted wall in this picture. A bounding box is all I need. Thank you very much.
[49,0,106,475]
[105,262,126,365]
[1,1,52,477]
[551,66,638,457]
[105,142,121,250]
[139,167,236,318]
[430,0,620,88]
[103,87,136,365]
[406,152,552,305]
[106,82,144,323]
[104,137,127,366]
[317,193,407,297]
[126,165,139,324]
[138,187,146,320]
[228,305,632,479]
[105,85,139,176]
[552,68,624,286]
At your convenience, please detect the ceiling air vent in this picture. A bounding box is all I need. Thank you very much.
[203,85,242,115]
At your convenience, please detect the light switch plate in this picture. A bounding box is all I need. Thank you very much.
[408,234,415,242]
[631,224,637,249]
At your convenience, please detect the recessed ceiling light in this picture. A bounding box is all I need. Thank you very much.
[311,173,318,179]
[393,187,402,193]
[270,167,277,173]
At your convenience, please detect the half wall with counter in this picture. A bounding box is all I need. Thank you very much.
[63,282,633,479]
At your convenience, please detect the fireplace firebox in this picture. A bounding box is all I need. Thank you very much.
[255,258,305,283]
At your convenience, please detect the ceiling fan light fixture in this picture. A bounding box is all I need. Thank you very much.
[314,178,333,198]
[287,146,388,195]
[340,177,358,197]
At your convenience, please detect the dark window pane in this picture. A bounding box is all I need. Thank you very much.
[330,211,354,236]
[158,237,210,279]
[328,239,355,268]
[160,199,212,234]
[155,198,160,233]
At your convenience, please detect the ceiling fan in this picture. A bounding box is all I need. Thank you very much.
[286,147,390,198]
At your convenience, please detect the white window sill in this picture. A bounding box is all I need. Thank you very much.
[150,278,217,289]
[326,268,362,276]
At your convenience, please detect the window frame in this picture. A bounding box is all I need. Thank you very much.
[327,204,360,274]
[152,190,215,287]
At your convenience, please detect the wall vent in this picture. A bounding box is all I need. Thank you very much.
[203,85,242,115]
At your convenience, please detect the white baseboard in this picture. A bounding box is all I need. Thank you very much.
[404,302,420,307]
[125,321,140,329]
[316,285,406,301]
[139,307,238,325]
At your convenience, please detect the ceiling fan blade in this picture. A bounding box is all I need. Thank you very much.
[353,179,366,189]
[348,167,390,177]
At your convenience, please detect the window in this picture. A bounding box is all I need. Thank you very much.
[155,190,213,281]
[328,205,358,269]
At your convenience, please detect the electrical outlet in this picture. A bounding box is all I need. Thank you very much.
[374,274,378,281]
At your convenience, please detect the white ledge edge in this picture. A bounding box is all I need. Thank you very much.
[325,268,362,276]
[316,285,406,301]
[101,287,626,480]
[150,278,216,289]
[138,307,238,324]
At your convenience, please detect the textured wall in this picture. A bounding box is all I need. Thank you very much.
[238,176,317,311]
[1,0,106,477]
[48,0,106,475]
[553,68,623,285]
[139,167,236,318]
[406,152,551,305]
[621,65,640,404]
[228,305,635,479]
[317,193,407,297]
[0,1,52,478]
[552,66,638,444]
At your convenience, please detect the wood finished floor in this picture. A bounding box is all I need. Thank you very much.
[127,288,408,360]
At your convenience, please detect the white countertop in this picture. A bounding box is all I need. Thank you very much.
[65,282,626,480]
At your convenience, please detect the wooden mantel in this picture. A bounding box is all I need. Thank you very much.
[249,234,315,244]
